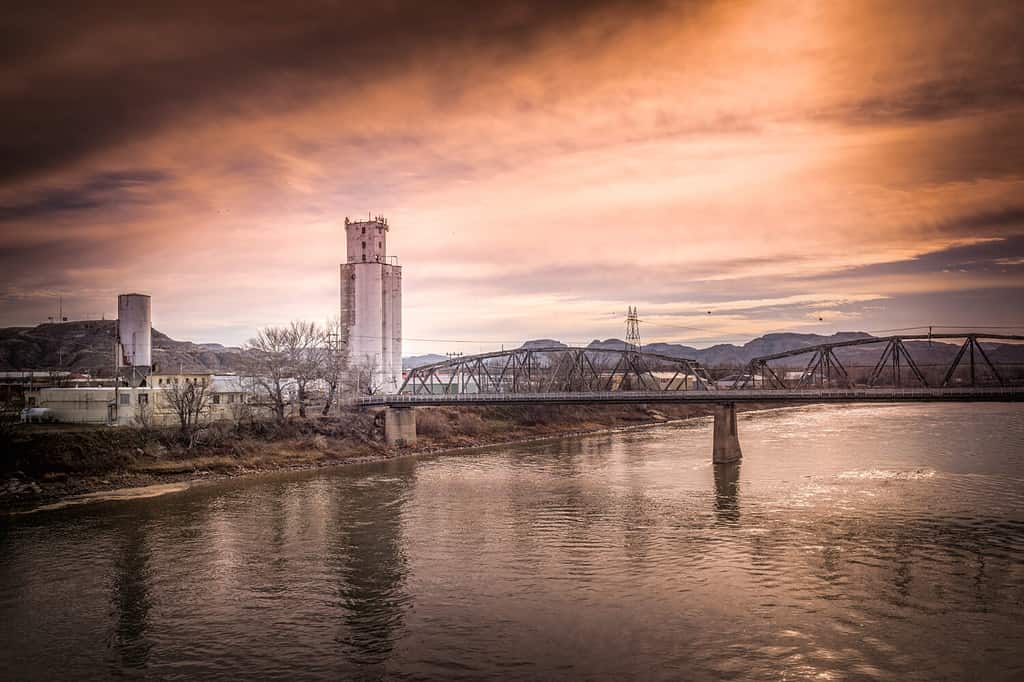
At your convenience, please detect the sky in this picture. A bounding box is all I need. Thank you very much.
[2,0,1023,354]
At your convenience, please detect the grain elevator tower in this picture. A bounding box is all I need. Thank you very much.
[339,216,402,393]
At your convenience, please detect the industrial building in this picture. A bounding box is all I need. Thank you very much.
[339,216,402,393]
[25,376,252,426]
[24,293,257,425]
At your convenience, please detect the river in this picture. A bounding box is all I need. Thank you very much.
[2,403,1023,680]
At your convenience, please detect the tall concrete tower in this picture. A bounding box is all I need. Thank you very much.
[339,216,402,393]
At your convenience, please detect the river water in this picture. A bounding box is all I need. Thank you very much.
[2,403,1023,680]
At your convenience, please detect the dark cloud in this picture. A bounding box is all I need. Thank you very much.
[950,207,1024,234]
[791,225,1024,285]
[825,287,1024,331]
[0,169,170,221]
[837,72,1024,126]
[824,1,1024,126]
[0,0,668,184]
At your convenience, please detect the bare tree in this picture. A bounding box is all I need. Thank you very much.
[132,399,155,431]
[244,326,293,421]
[0,396,17,445]
[344,354,382,396]
[320,317,347,416]
[286,320,327,418]
[164,377,210,445]
[230,398,254,425]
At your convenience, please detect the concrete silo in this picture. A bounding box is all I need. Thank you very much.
[339,216,402,393]
[117,293,152,384]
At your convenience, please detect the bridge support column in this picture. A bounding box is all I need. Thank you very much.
[385,407,417,447]
[712,403,742,463]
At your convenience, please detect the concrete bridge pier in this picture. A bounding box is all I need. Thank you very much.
[385,407,417,447]
[712,403,742,463]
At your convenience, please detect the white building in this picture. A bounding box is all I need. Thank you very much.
[339,216,402,393]
[117,293,152,386]
[25,374,253,426]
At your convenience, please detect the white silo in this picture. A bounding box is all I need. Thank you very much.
[117,293,152,369]
[339,216,402,393]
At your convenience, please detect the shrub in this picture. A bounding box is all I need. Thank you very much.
[191,421,237,448]
[456,412,485,435]
[416,410,451,437]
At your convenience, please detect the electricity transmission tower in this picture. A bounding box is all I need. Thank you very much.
[625,306,642,353]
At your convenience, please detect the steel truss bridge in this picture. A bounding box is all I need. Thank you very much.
[355,333,1024,408]
[739,333,1022,390]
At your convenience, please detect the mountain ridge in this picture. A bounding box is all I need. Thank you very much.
[3,321,1021,373]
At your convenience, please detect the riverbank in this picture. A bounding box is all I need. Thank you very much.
[2,403,774,513]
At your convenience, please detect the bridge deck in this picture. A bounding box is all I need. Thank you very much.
[354,386,1024,407]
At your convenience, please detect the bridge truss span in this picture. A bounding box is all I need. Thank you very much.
[399,346,714,396]
[392,331,1022,401]
[739,332,1024,390]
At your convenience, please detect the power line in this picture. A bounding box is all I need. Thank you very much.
[865,324,1024,333]
[931,325,1024,329]
[348,323,1024,349]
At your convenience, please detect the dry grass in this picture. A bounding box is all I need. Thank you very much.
[416,409,452,437]
[455,412,486,435]
[131,456,241,474]
[4,404,740,500]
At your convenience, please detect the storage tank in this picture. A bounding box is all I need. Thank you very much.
[117,293,152,368]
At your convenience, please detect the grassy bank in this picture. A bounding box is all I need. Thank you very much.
[1,403,750,511]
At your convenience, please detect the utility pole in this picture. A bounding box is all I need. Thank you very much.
[325,328,343,413]
[447,352,463,393]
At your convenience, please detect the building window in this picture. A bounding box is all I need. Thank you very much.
[138,394,148,406]
[361,226,365,234]
[119,394,130,405]
[212,394,221,405]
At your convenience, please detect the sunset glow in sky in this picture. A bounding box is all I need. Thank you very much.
[2,1,1023,353]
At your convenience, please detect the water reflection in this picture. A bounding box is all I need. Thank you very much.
[108,517,154,670]
[713,462,741,524]
[328,460,414,676]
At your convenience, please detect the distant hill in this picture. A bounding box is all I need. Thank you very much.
[0,321,247,374]
[586,332,876,366]
[403,353,448,370]
[560,332,1024,368]
[521,339,568,350]
[5,323,1020,375]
